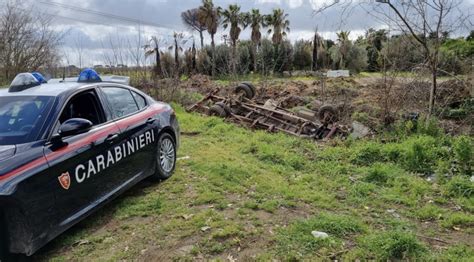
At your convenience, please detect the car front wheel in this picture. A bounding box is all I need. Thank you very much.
[155,132,176,180]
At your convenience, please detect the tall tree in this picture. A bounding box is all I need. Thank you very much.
[312,30,322,71]
[0,1,61,80]
[168,32,187,78]
[181,8,207,49]
[246,9,266,72]
[365,28,388,71]
[266,8,290,73]
[220,4,247,74]
[373,0,467,119]
[266,8,290,45]
[198,0,220,76]
[336,31,351,69]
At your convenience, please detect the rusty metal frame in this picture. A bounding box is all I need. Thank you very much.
[187,89,349,140]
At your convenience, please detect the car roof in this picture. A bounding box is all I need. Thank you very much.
[0,81,90,97]
[0,76,132,98]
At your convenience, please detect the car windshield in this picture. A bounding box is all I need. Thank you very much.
[0,96,54,145]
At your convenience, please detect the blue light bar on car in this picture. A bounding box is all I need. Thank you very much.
[9,73,41,93]
[31,72,48,84]
[78,68,102,83]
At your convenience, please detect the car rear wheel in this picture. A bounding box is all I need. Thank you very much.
[235,84,254,100]
[154,133,176,180]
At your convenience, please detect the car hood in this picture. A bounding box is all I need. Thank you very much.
[0,145,16,161]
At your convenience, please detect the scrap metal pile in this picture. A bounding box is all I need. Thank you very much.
[187,83,351,140]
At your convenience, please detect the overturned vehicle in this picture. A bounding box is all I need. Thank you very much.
[188,83,351,140]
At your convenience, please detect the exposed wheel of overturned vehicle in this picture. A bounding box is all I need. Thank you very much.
[235,84,255,100]
[241,82,256,98]
[319,105,339,124]
[154,132,176,180]
[208,104,228,117]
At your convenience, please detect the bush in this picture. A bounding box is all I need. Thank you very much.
[402,136,446,174]
[363,163,398,185]
[453,136,473,176]
[351,143,384,165]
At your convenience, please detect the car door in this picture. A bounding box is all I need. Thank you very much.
[44,88,121,226]
[99,86,156,188]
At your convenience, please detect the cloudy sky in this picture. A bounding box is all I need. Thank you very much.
[11,0,473,66]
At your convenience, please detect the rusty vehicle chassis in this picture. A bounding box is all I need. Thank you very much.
[188,90,347,140]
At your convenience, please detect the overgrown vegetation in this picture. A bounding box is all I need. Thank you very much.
[37,107,473,261]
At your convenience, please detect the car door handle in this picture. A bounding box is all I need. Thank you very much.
[105,133,119,142]
[146,118,155,124]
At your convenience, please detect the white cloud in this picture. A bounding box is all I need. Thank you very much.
[287,0,304,9]
[256,0,281,4]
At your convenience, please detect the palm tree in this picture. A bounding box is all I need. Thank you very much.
[246,9,266,72]
[168,32,187,78]
[265,8,290,45]
[198,0,220,76]
[220,4,247,74]
[336,31,350,69]
[144,36,163,78]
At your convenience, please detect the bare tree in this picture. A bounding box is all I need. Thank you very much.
[0,0,61,80]
[181,8,207,48]
[314,0,469,119]
[73,33,85,70]
[373,0,468,119]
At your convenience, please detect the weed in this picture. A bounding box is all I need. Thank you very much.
[453,136,473,176]
[362,163,400,185]
[351,142,384,165]
[437,245,474,261]
[275,213,365,259]
[444,176,474,198]
[359,230,427,260]
[441,212,474,229]
[413,204,445,221]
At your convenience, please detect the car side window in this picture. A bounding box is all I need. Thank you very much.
[132,91,147,110]
[101,87,139,118]
[59,91,105,126]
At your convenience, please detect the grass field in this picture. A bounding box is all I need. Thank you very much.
[36,105,473,261]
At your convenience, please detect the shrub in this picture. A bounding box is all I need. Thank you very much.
[363,163,396,185]
[453,136,473,176]
[401,136,446,174]
[351,143,384,165]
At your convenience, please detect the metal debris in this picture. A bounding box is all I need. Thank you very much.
[187,83,350,140]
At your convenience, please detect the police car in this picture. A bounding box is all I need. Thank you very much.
[0,69,179,258]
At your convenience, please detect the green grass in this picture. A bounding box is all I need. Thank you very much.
[36,105,473,261]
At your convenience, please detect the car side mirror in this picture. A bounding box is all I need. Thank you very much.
[58,118,93,138]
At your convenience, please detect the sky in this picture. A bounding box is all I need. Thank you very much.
[10,0,472,66]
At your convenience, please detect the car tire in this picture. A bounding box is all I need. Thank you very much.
[319,105,339,124]
[241,82,256,98]
[235,84,254,100]
[209,104,228,117]
[154,132,176,180]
